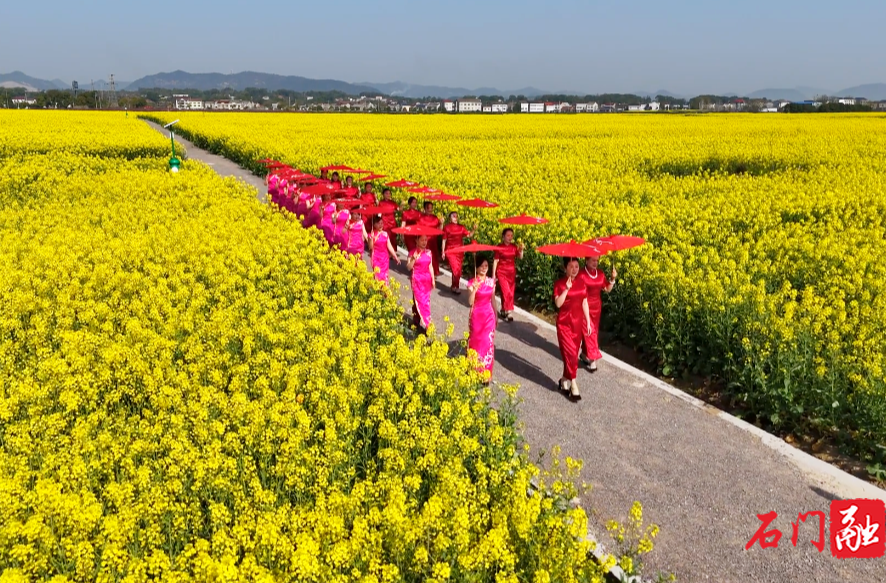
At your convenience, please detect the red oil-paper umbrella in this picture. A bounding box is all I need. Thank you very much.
[597,234,646,251]
[457,198,499,209]
[257,158,274,164]
[349,168,373,174]
[446,240,502,254]
[301,183,340,196]
[536,240,606,258]
[499,213,549,226]
[446,240,503,272]
[321,164,356,172]
[385,179,420,188]
[424,193,461,202]
[360,173,387,181]
[336,199,364,208]
[584,235,645,271]
[355,205,397,215]
[408,186,440,194]
[392,224,444,236]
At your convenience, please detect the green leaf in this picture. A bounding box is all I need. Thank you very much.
[661,366,672,376]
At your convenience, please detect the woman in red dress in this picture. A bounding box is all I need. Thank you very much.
[579,256,618,372]
[554,258,592,401]
[378,188,400,246]
[492,228,524,321]
[343,175,359,197]
[419,201,442,277]
[360,182,377,209]
[440,211,476,294]
[401,196,422,254]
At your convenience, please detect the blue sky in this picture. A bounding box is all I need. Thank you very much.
[2,0,883,94]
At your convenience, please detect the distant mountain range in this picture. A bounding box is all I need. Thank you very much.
[0,71,131,92]
[3,70,886,101]
[128,70,377,94]
[359,81,553,99]
[0,71,65,91]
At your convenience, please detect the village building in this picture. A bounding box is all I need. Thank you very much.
[457,98,482,112]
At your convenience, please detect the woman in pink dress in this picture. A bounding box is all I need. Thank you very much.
[303,194,321,229]
[407,235,435,333]
[346,214,368,259]
[579,256,618,372]
[268,174,281,207]
[468,257,498,382]
[295,191,311,219]
[319,195,337,246]
[282,181,298,214]
[369,215,400,283]
[333,209,350,249]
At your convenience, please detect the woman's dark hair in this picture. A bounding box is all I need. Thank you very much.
[563,256,580,268]
[408,196,417,205]
[373,214,384,226]
[423,201,434,211]
[477,257,490,270]
[331,171,340,179]
[475,251,493,269]
[382,187,392,195]
[449,211,458,220]
[502,228,514,238]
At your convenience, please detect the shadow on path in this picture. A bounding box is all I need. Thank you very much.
[495,348,561,395]
[497,320,562,361]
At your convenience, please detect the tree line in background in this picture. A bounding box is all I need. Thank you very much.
[2,86,877,113]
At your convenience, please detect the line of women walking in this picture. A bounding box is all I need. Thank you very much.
[268,171,619,399]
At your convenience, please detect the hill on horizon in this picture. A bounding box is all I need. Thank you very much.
[128,70,378,94]
[3,70,885,102]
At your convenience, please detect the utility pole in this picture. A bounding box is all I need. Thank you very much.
[108,74,118,108]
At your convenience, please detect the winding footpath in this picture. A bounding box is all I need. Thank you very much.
[146,121,885,583]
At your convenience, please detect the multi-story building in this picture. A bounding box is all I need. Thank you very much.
[457,98,482,112]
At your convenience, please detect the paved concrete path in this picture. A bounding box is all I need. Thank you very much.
[146,121,885,583]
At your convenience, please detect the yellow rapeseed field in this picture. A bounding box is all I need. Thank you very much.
[1,111,655,582]
[142,112,886,460]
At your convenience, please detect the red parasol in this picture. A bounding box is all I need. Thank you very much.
[598,234,646,251]
[457,199,499,209]
[446,240,501,255]
[335,198,364,207]
[321,164,356,172]
[355,205,397,215]
[257,158,274,164]
[393,224,444,236]
[408,186,440,194]
[267,162,290,169]
[537,240,606,258]
[301,183,340,196]
[423,193,461,202]
[385,179,419,188]
[349,168,373,174]
[499,214,549,226]
[360,173,387,181]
